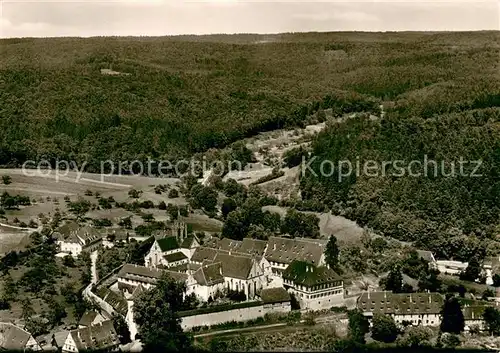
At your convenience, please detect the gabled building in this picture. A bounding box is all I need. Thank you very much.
[283,260,343,310]
[265,237,326,277]
[144,236,183,268]
[463,305,487,331]
[116,263,188,292]
[190,247,218,265]
[186,251,269,302]
[54,223,103,257]
[78,311,107,328]
[62,320,119,353]
[417,250,437,269]
[187,262,225,302]
[0,322,41,351]
[180,235,200,259]
[357,291,443,327]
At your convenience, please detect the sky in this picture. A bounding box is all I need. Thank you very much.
[0,0,498,38]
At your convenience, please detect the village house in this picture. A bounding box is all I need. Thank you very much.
[357,291,444,327]
[0,322,41,351]
[116,263,188,292]
[435,260,468,275]
[54,222,103,257]
[62,320,119,353]
[417,250,437,269]
[283,260,344,310]
[78,311,107,328]
[463,305,487,332]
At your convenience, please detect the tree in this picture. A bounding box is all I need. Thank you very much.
[190,185,218,212]
[371,313,399,343]
[45,298,67,327]
[418,268,441,293]
[347,309,369,344]
[280,209,320,238]
[440,295,464,334]
[2,274,17,302]
[384,266,403,293]
[1,175,12,185]
[283,146,308,168]
[133,273,193,351]
[482,288,495,301]
[142,213,154,223]
[371,237,388,253]
[168,189,179,198]
[325,235,339,270]
[68,198,91,220]
[483,307,500,335]
[397,326,433,348]
[119,216,132,229]
[158,201,167,210]
[440,333,460,348]
[128,189,142,199]
[63,255,76,267]
[21,298,35,321]
[460,256,481,282]
[221,198,237,219]
[112,313,131,344]
[493,273,500,287]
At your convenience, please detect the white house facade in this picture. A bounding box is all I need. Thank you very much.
[357,292,444,327]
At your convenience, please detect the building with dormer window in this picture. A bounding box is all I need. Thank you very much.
[283,260,343,310]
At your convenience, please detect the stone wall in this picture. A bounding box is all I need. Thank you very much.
[179,301,291,330]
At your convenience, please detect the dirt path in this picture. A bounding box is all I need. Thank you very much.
[0,222,35,231]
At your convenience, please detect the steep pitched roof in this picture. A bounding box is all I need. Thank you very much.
[259,287,291,304]
[95,288,128,316]
[240,238,268,256]
[168,262,201,273]
[265,236,325,265]
[157,236,180,252]
[78,311,99,327]
[118,264,163,280]
[76,226,103,244]
[164,251,188,263]
[463,305,488,320]
[69,320,119,351]
[219,238,243,252]
[131,284,145,300]
[193,263,224,286]
[283,260,341,287]
[417,250,436,263]
[213,252,254,280]
[54,220,79,238]
[357,292,444,315]
[181,235,199,249]
[191,247,218,263]
[0,322,33,350]
[204,238,242,252]
[117,263,188,284]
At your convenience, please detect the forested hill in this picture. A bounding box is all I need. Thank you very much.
[1,32,499,173]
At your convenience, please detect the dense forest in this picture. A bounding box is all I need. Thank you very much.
[2,32,499,257]
[2,32,498,172]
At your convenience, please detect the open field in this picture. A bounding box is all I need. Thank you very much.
[0,225,32,254]
[262,206,364,243]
